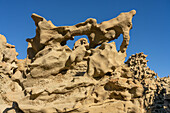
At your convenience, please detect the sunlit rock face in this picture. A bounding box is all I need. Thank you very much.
[0,10,170,113]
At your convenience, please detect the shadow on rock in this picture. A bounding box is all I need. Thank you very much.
[3,102,24,113]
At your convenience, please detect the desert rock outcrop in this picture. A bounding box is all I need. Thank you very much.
[0,10,169,113]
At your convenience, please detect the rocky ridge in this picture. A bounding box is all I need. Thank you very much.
[0,10,169,113]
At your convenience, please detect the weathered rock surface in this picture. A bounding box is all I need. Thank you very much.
[0,10,170,113]
[26,10,136,58]
[29,45,72,78]
[126,53,170,113]
[65,39,88,68]
[87,42,126,78]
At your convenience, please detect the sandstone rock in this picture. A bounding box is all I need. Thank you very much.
[2,102,24,113]
[0,35,19,78]
[65,45,87,68]
[0,10,170,113]
[126,52,157,80]
[73,38,89,50]
[0,35,18,63]
[0,34,7,49]
[126,52,170,112]
[87,42,126,78]
[29,45,72,78]
[26,10,136,58]
[65,38,90,68]
[3,48,18,63]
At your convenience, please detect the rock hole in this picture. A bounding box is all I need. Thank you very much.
[59,69,68,75]
[93,76,103,80]
[2,54,9,62]
[66,35,89,50]
[105,72,112,76]
[95,92,98,97]
[94,99,99,103]
[22,71,27,79]
[109,34,123,52]
[75,72,85,76]
[13,68,17,74]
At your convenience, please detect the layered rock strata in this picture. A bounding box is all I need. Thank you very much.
[0,10,169,113]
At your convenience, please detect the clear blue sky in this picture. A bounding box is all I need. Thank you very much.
[0,0,169,77]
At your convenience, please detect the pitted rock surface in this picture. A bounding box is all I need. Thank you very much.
[0,10,169,113]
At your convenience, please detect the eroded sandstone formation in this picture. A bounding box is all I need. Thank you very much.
[0,10,169,113]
